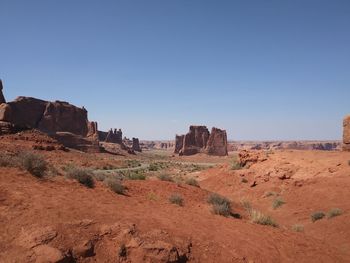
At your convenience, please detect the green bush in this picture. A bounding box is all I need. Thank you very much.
[231,156,242,170]
[311,211,325,222]
[240,200,252,211]
[250,209,278,227]
[272,197,285,209]
[18,152,48,178]
[185,177,199,187]
[158,173,173,182]
[105,178,125,195]
[208,193,232,217]
[327,208,343,219]
[169,194,184,206]
[66,166,95,188]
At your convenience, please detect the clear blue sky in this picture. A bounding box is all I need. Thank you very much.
[1,0,349,140]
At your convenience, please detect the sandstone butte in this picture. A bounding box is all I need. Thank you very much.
[175,125,228,156]
[0,80,140,153]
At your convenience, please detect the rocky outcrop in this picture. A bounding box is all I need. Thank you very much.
[103,128,122,144]
[132,138,142,152]
[174,135,184,153]
[206,127,228,156]
[175,125,228,156]
[0,79,5,104]
[343,115,350,151]
[238,150,267,167]
[0,84,100,152]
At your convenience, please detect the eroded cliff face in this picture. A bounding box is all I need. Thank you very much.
[175,125,228,156]
[0,80,6,104]
[206,127,228,156]
[343,115,350,151]
[0,84,100,152]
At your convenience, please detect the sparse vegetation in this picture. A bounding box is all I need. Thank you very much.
[292,224,304,232]
[105,178,125,195]
[18,152,48,178]
[241,200,252,211]
[327,208,343,219]
[185,177,199,187]
[125,159,141,168]
[169,194,184,206]
[241,178,248,183]
[0,153,18,167]
[149,162,168,171]
[66,166,95,188]
[208,193,232,217]
[250,209,278,227]
[147,192,158,201]
[118,244,127,258]
[231,155,242,170]
[264,191,277,198]
[127,172,146,180]
[272,197,285,209]
[311,211,326,222]
[158,173,173,182]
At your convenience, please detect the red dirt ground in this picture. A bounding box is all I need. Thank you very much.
[0,132,349,262]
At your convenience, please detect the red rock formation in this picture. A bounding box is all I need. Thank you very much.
[174,135,184,153]
[87,121,99,139]
[343,115,350,151]
[0,83,100,152]
[104,128,122,144]
[238,150,267,167]
[0,79,5,104]
[206,127,228,156]
[175,125,227,156]
[132,137,142,152]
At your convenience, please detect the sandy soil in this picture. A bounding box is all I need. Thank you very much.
[0,131,349,262]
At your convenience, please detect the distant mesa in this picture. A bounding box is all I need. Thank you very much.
[175,125,228,156]
[343,115,350,151]
[0,80,141,154]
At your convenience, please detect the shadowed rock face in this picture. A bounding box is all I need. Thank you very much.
[0,84,100,152]
[175,125,228,156]
[0,97,89,136]
[132,137,142,152]
[0,80,5,104]
[343,115,350,151]
[206,127,228,156]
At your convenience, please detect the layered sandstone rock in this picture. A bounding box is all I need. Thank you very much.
[0,80,5,104]
[132,137,142,152]
[104,128,122,144]
[0,84,100,152]
[343,115,350,151]
[175,125,228,156]
[206,127,228,156]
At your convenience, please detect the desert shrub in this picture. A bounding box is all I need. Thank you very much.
[169,194,184,206]
[292,224,304,232]
[147,192,158,201]
[250,209,278,227]
[208,193,232,217]
[264,191,277,198]
[149,162,167,171]
[18,152,48,178]
[241,200,252,212]
[105,178,125,195]
[125,159,141,168]
[241,178,248,183]
[311,211,325,222]
[158,173,173,182]
[327,208,343,219]
[127,172,146,180]
[0,153,18,167]
[118,244,127,258]
[66,166,95,188]
[272,197,285,209]
[231,156,242,170]
[185,177,199,187]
